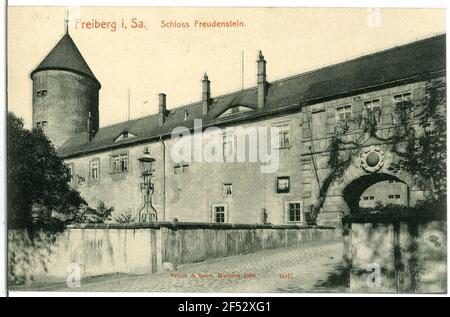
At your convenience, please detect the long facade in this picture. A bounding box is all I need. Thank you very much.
[31,32,446,227]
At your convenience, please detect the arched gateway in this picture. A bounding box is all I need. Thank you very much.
[315,142,419,227]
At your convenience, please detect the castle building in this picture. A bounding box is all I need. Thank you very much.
[31,31,446,227]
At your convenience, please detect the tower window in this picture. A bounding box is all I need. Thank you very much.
[37,89,47,97]
[36,121,47,131]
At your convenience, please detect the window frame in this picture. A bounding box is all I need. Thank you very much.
[364,98,382,126]
[393,91,413,124]
[273,121,291,149]
[336,104,353,122]
[89,158,100,181]
[222,132,234,161]
[110,152,129,174]
[173,163,190,175]
[212,203,227,223]
[285,201,303,223]
[223,183,233,197]
[66,163,74,184]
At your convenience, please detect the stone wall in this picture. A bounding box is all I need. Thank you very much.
[8,223,337,284]
[344,217,447,293]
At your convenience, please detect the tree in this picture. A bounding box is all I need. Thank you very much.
[392,79,446,200]
[7,112,85,231]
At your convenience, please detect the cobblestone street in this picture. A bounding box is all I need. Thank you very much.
[12,240,347,293]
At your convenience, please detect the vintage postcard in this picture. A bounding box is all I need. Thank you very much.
[5,5,447,295]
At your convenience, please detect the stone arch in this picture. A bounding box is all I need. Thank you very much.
[336,147,416,214]
[342,172,409,213]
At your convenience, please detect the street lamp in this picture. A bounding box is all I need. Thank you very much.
[137,146,157,222]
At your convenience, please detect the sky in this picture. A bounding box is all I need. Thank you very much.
[7,7,446,129]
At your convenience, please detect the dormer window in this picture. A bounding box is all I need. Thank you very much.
[217,106,253,119]
[114,131,136,142]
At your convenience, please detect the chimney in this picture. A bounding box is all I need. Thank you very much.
[202,73,211,115]
[87,112,94,142]
[257,50,268,109]
[159,93,167,127]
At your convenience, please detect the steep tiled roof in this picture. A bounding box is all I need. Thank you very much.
[31,33,100,88]
[58,34,446,158]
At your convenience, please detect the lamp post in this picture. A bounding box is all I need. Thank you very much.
[138,146,157,222]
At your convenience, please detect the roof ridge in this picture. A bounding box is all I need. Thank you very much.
[268,33,446,86]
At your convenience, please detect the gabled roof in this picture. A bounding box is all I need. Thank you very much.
[58,34,446,158]
[31,33,101,88]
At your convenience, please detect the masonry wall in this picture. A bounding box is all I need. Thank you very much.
[65,112,306,226]
[301,78,443,225]
[8,224,337,283]
[346,219,447,293]
[32,70,99,148]
[63,78,440,227]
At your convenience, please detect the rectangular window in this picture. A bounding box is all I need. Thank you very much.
[173,164,189,174]
[287,202,302,222]
[364,196,369,201]
[173,165,182,174]
[277,176,290,193]
[395,194,401,199]
[393,92,413,123]
[389,195,394,199]
[90,160,99,180]
[111,154,128,173]
[394,92,412,104]
[223,183,233,197]
[369,196,375,200]
[275,123,290,148]
[41,121,48,132]
[364,98,382,125]
[336,105,352,122]
[222,133,234,160]
[36,122,41,128]
[37,89,47,97]
[67,165,73,183]
[213,205,226,223]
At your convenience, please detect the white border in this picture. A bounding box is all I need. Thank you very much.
[1,0,449,298]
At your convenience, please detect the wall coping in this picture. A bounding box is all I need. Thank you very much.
[66,222,336,230]
[342,212,446,224]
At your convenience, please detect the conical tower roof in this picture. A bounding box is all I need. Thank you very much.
[31,33,101,88]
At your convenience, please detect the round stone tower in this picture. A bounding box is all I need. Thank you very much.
[30,32,101,148]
